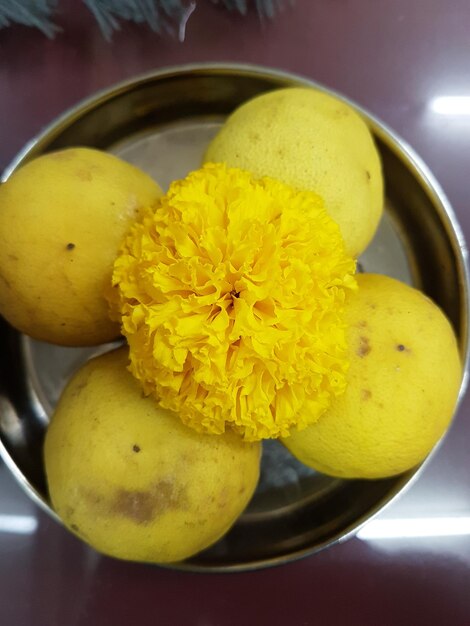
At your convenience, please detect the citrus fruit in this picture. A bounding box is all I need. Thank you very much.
[0,148,162,345]
[44,347,261,563]
[282,273,462,478]
[204,87,383,257]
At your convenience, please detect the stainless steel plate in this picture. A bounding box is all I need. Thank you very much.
[0,65,468,571]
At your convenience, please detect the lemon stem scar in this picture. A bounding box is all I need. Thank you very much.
[110,163,357,441]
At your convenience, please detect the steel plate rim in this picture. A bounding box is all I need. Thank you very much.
[1,62,468,571]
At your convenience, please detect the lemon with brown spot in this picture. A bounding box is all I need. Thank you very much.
[282,274,462,479]
[44,347,261,563]
[0,148,162,346]
[204,87,384,258]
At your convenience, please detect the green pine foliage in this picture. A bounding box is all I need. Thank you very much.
[0,1,59,37]
[0,0,289,39]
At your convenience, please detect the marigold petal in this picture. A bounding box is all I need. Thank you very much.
[110,163,357,441]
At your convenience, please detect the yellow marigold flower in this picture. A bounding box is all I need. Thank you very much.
[111,163,356,441]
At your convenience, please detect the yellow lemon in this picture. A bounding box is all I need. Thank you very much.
[282,274,462,479]
[0,148,162,346]
[204,87,383,257]
[44,347,261,563]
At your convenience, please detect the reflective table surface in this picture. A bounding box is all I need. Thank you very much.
[1,1,470,624]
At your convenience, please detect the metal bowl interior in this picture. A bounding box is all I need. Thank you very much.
[0,65,468,572]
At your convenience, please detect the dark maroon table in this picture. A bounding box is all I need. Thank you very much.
[1,2,470,624]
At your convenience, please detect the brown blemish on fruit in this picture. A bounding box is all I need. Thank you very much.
[357,336,371,357]
[361,389,372,401]
[83,490,104,507]
[70,378,89,398]
[111,490,156,524]
[71,523,79,532]
[333,108,348,119]
[110,480,187,524]
[396,344,410,353]
[66,243,75,251]
[8,254,19,261]
[181,452,196,465]
[132,444,141,453]
[356,320,368,329]
[76,169,93,182]
[365,170,371,181]
[153,479,188,512]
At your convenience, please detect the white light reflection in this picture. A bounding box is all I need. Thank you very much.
[429,96,470,116]
[357,516,470,541]
[0,514,38,535]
